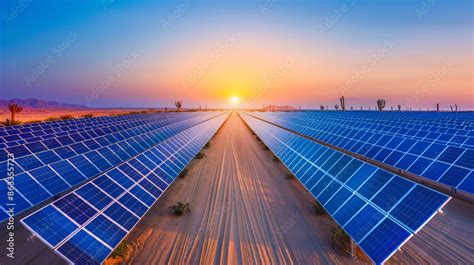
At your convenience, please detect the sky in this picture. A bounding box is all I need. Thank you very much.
[0,0,472,109]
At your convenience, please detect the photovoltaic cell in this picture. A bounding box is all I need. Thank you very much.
[240,112,450,264]
[249,111,474,195]
[21,113,228,264]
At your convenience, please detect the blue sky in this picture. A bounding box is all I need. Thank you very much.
[1,0,472,108]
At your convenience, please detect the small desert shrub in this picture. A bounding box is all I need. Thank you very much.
[272,155,280,163]
[332,225,350,253]
[286,173,295,179]
[59,115,75,120]
[178,168,189,178]
[169,202,190,216]
[263,145,270,151]
[110,241,129,259]
[45,117,59,122]
[314,202,326,215]
[82,113,94,118]
[204,142,211,149]
[24,120,42,124]
[256,136,262,142]
[2,119,21,126]
[194,152,206,159]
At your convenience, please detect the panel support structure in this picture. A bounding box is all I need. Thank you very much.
[350,238,357,260]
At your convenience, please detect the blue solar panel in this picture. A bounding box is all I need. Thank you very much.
[240,112,450,264]
[54,193,97,225]
[22,205,78,247]
[57,230,111,265]
[1,112,226,223]
[85,215,126,248]
[75,183,113,210]
[250,111,474,195]
[21,113,228,264]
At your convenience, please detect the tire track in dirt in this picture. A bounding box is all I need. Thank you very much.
[125,112,365,264]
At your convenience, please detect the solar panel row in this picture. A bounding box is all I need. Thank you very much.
[22,113,228,264]
[0,112,180,148]
[250,112,474,195]
[0,113,194,182]
[240,112,450,264]
[0,112,200,164]
[0,112,223,221]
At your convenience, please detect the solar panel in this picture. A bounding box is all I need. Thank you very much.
[249,111,474,196]
[240,112,450,264]
[21,113,228,264]
[1,112,225,221]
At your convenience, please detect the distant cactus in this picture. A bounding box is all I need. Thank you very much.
[8,103,23,123]
[398,105,401,111]
[174,101,182,112]
[360,106,362,110]
[436,103,439,112]
[320,105,325,110]
[376,99,386,111]
[451,104,458,112]
[334,104,339,110]
[391,106,393,111]
[339,96,346,111]
[351,106,353,110]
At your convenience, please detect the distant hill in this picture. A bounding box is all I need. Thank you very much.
[0,98,88,110]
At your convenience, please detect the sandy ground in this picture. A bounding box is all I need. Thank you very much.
[117,112,362,265]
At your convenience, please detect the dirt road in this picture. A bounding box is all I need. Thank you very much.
[122,112,360,265]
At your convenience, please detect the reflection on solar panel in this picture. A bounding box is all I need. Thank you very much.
[241,112,450,264]
[249,111,474,196]
[21,113,228,264]
[1,112,225,222]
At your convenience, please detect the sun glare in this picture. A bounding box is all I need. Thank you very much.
[230,96,239,105]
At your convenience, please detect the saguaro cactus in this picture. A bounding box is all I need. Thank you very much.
[334,104,339,110]
[398,105,401,111]
[376,99,386,111]
[436,103,440,112]
[175,101,182,112]
[339,96,346,111]
[8,103,23,123]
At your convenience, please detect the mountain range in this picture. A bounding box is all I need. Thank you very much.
[0,98,88,110]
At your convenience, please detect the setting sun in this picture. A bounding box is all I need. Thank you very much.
[230,96,239,105]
